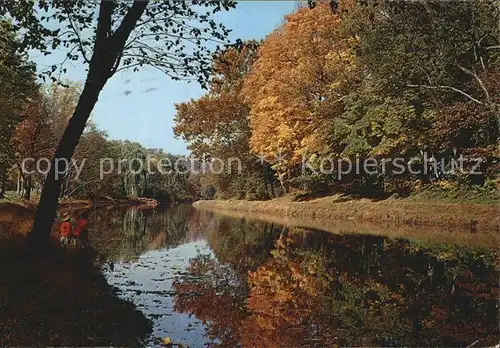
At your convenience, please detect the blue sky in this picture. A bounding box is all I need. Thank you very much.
[33,1,298,155]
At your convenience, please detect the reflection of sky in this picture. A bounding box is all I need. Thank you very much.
[102,206,500,347]
[106,240,216,347]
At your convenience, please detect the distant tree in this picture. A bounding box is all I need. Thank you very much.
[10,82,80,200]
[1,0,236,243]
[11,96,54,200]
[0,21,37,198]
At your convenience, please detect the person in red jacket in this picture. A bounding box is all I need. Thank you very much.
[59,211,73,248]
[74,210,90,248]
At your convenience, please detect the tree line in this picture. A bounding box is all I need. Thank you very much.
[174,0,499,200]
[1,0,498,241]
[0,29,192,204]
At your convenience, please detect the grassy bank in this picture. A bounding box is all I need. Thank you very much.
[193,195,499,237]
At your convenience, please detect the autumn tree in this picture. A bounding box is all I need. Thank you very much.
[241,0,358,191]
[42,82,81,140]
[1,0,236,243]
[174,41,275,199]
[11,95,54,200]
[0,21,37,198]
[175,42,258,158]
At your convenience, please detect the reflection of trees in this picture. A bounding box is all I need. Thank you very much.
[173,220,499,347]
[88,205,192,262]
[203,212,283,274]
[173,254,248,347]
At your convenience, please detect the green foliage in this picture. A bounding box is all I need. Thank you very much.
[172,0,499,200]
[0,21,37,168]
[332,92,427,157]
[408,180,499,205]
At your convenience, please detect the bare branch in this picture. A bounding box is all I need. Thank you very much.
[484,45,500,50]
[458,65,492,104]
[407,84,484,105]
[67,13,90,64]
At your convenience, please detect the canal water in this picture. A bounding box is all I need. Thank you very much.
[87,205,499,347]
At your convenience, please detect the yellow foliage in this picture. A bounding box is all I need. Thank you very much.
[161,336,172,345]
[242,1,358,173]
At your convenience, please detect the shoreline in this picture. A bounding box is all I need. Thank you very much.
[0,197,159,239]
[193,196,499,242]
[0,196,159,212]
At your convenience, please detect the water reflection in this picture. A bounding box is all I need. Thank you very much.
[90,206,499,347]
[88,205,196,262]
[174,214,499,347]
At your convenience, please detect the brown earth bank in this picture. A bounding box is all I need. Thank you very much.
[0,198,156,345]
[0,238,152,346]
[193,195,500,241]
[13,196,159,211]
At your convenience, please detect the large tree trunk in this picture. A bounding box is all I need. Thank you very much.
[29,0,148,246]
[29,80,104,245]
[0,165,5,199]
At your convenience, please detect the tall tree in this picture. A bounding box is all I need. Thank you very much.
[0,21,37,198]
[241,1,358,189]
[174,42,274,199]
[1,0,235,243]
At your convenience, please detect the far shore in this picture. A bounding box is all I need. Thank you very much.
[193,196,499,245]
[0,196,158,212]
[0,197,159,239]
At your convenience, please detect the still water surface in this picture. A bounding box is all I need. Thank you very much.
[88,205,499,347]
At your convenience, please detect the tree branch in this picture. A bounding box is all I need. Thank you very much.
[67,13,90,64]
[407,84,484,105]
[95,0,116,46]
[110,0,149,53]
[458,65,492,105]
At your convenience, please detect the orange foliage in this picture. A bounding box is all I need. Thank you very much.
[12,96,55,164]
[174,43,258,159]
[241,1,358,171]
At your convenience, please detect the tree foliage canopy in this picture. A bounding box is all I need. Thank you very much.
[1,0,236,86]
